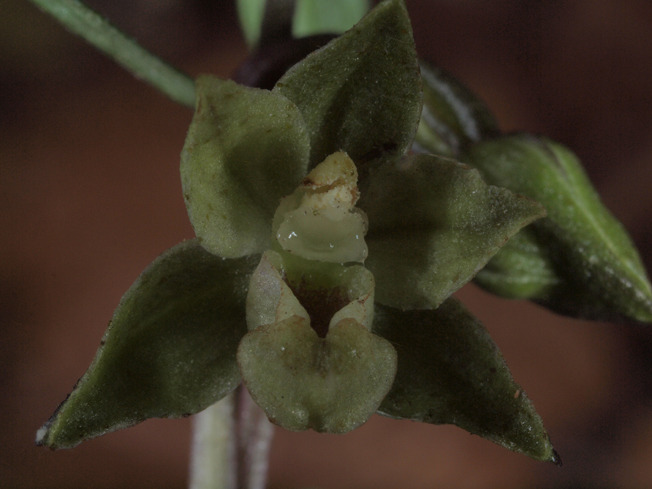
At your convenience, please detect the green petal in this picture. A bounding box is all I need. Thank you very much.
[360,154,546,309]
[238,316,397,434]
[181,75,310,258]
[413,61,499,158]
[467,135,652,323]
[375,299,557,463]
[36,240,257,449]
[274,0,422,176]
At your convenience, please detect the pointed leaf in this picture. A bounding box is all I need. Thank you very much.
[293,0,370,38]
[374,299,557,463]
[413,61,499,158]
[274,0,422,176]
[36,240,257,449]
[181,75,310,258]
[359,154,546,309]
[467,135,652,323]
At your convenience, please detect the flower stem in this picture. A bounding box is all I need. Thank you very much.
[189,387,274,489]
[28,0,195,108]
[190,395,235,489]
[233,387,275,489]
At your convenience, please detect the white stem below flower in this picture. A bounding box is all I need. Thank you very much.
[189,386,274,489]
[189,394,235,489]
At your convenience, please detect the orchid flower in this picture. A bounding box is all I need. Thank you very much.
[36,0,652,468]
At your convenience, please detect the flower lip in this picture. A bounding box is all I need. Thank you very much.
[240,245,393,435]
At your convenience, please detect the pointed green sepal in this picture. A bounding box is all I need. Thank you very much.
[274,0,422,176]
[413,61,499,158]
[181,75,310,258]
[467,135,652,323]
[36,240,257,449]
[359,154,546,309]
[374,299,556,463]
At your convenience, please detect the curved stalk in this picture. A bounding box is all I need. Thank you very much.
[28,0,195,108]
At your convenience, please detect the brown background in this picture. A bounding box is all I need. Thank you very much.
[2,0,652,487]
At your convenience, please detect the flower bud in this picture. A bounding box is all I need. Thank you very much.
[467,134,652,323]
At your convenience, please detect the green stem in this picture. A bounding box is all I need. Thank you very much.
[28,0,195,108]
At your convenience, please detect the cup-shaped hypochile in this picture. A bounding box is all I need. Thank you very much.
[240,250,397,433]
[272,152,369,264]
[245,250,374,335]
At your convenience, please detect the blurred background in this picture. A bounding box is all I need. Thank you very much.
[2,0,652,487]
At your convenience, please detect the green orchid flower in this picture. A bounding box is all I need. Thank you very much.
[35,0,559,463]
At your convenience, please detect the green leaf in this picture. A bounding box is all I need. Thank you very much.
[359,154,546,310]
[181,76,310,258]
[236,0,267,47]
[413,61,499,158]
[467,135,652,323]
[374,299,558,463]
[238,316,397,434]
[293,0,370,38]
[274,0,422,177]
[36,240,257,449]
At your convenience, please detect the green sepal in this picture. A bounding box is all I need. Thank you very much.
[359,154,546,310]
[274,0,422,177]
[293,0,370,38]
[181,75,310,258]
[375,299,557,463]
[413,61,499,158]
[467,135,652,323]
[36,240,257,449]
[238,316,397,434]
